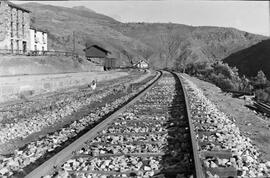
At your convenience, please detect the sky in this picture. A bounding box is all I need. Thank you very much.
[15,0,269,36]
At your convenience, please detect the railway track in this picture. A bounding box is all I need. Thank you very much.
[24,71,202,178]
[254,101,270,116]
[0,71,151,145]
[5,71,264,177]
[0,71,159,177]
[181,74,270,178]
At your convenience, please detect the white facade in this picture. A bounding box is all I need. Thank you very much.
[30,28,47,51]
[136,60,149,69]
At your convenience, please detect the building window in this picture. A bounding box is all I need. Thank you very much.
[22,24,24,38]
[16,23,19,38]
[10,8,13,38]
[16,9,18,21]
[10,22,13,37]
[34,30,37,43]
[16,10,19,38]
[42,32,45,44]
[10,7,13,21]
[22,12,24,24]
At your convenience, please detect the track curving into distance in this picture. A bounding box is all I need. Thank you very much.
[25,71,202,178]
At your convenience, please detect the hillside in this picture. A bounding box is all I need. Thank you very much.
[21,3,267,68]
[224,39,270,79]
[114,23,266,68]
[21,3,152,66]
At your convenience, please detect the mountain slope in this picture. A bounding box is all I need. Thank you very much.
[224,39,270,79]
[113,23,266,68]
[21,3,152,66]
[21,3,267,68]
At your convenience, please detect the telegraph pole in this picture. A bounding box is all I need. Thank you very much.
[165,54,168,69]
[73,31,76,57]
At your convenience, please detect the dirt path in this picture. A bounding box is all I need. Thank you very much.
[183,74,270,161]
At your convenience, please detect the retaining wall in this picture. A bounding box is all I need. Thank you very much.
[0,71,128,103]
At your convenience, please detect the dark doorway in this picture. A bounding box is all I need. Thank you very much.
[11,39,13,54]
[23,41,27,54]
[16,40,19,54]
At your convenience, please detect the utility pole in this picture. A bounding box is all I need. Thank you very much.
[165,54,168,69]
[73,31,75,57]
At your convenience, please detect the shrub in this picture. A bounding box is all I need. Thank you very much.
[179,61,255,93]
[219,78,237,90]
[208,73,236,90]
[255,89,269,102]
[252,70,268,89]
[212,62,234,79]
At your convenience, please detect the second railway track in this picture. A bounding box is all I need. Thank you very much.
[25,71,200,178]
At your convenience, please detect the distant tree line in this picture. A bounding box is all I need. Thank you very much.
[174,61,270,103]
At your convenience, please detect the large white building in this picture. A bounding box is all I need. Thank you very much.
[30,28,47,52]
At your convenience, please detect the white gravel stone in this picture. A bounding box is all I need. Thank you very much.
[181,75,270,177]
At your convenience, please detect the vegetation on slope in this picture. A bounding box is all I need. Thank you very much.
[224,39,270,79]
[180,62,270,103]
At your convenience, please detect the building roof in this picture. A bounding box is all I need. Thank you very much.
[85,40,111,54]
[135,60,149,66]
[30,27,48,33]
[6,1,31,13]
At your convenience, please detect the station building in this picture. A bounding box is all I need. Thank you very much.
[84,40,111,64]
[0,0,31,54]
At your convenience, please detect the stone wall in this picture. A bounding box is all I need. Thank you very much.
[0,71,128,103]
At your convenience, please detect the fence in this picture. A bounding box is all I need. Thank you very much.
[0,49,78,57]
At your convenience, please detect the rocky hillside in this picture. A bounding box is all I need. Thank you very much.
[113,23,266,68]
[224,39,270,79]
[21,3,267,68]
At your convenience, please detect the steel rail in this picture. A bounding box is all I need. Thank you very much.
[176,72,205,178]
[67,167,191,176]
[25,71,162,178]
[254,101,270,115]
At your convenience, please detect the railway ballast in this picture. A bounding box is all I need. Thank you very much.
[25,72,198,178]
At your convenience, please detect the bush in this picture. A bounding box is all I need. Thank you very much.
[255,89,270,102]
[252,70,269,89]
[213,62,234,79]
[219,78,237,90]
[208,73,236,90]
[176,60,270,103]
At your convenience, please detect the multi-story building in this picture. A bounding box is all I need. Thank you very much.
[0,0,31,54]
[30,28,48,52]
